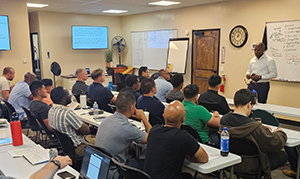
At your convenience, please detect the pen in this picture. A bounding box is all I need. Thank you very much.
[80,113,86,116]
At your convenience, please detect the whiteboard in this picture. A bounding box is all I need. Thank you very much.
[265,20,300,82]
[167,38,189,74]
[131,29,177,70]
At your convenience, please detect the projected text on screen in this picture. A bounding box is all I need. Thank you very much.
[0,15,11,50]
[72,26,108,49]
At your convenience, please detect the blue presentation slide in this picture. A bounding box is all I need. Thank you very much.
[87,154,102,179]
[0,16,11,50]
[72,26,108,49]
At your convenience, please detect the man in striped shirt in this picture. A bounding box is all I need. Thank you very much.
[48,86,94,158]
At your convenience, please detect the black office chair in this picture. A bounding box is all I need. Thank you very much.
[198,100,227,115]
[148,114,164,126]
[52,129,82,171]
[229,137,262,179]
[112,158,152,179]
[252,109,279,127]
[22,106,45,142]
[81,139,112,158]
[116,73,129,91]
[180,124,203,143]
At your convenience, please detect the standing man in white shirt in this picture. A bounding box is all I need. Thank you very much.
[0,67,15,100]
[246,42,277,103]
[154,69,173,102]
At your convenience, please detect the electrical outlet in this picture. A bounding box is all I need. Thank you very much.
[23,58,27,64]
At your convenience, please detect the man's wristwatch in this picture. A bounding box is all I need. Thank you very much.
[51,160,61,170]
[259,75,262,80]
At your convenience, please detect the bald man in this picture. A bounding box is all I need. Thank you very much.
[154,69,173,102]
[144,101,208,179]
[246,42,277,103]
[8,72,37,120]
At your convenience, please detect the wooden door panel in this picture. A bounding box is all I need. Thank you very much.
[192,29,220,94]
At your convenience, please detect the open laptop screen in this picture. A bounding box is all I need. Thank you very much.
[85,68,91,76]
[80,146,111,179]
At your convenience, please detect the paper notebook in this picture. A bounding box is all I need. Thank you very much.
[8,145,49,165]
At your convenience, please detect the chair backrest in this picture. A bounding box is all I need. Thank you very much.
[112,158,151,179]
[2,100,16,121]
[150,73,159,80]
[198,100,225,114]
[81,139,113,158]
[22,106,41,131]
[32,110,56,139]
[52,129,76,161]
[252,109,279,127]
[116,73,128,91]
[149,114,165,126]
[230,137,259,156]
[180,124,203,143]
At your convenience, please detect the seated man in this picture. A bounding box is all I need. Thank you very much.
[29,81,52,131]
[86,68,116,112]
[41,78,53,106]
[0,67,15,100]
[220,88,287,179]
[8,72,37,120]
[183,84,221,148]
[120,75,141,101]
[144,100,208,179]
[96,91,152,179]
[137,78,165,119]
[48,86,95,158]
[72,68,88,101]
[198,75,230,115]
[165,74,184,102]
[138,66,149,82]
[154,69,173,102]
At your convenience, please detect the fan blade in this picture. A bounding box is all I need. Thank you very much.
[112,43,118,46]
[120,44,125,47]
[119,38,123,43]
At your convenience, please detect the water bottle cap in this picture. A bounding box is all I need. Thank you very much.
[223,127,227,130]
[252,89,257,93]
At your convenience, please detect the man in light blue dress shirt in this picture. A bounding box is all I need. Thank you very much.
[154,69,173,102]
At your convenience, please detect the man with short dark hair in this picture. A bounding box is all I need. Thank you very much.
[8,72,37,120]
[154,69,173,102]
[41,78,53,106]
[86,68,116,112]
[0,67,15,100]
[138,66,149,82]
[165,74,184,102]
[48,86,95,158]
[120,75,141,100]
[246,42,277,103]
[144,100,208,179]
[183,84,221,148]
[220,88,287,179]
[29,81,52,131]
[198,75,230,115]
[137,78,165,119]
[72,68,88,97]
[96,91,152,179]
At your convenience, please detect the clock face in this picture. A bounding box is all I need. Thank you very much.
[229,25,248,48]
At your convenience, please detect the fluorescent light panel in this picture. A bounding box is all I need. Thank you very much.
[102,9,128,14]
[27,3,48,8]
[149,1,181,6]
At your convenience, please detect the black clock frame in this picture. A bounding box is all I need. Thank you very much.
[229,25,248,48]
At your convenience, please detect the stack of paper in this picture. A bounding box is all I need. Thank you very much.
[0,118,7,127]
[8,145,49,165]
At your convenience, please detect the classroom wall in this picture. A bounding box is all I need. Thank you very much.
[120,0,300,108]
[28,11,122,83]
[0,0,32,85]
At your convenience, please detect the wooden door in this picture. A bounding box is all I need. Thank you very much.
[192,29,220,94]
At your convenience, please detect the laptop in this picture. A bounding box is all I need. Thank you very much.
[85,68,91,77]
[79,146,111,179]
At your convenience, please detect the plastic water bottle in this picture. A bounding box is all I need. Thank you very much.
[220,127,229,157]
[252,89,258,103]
[93,101,99,119]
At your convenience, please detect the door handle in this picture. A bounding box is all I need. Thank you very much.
[211,70,217,73]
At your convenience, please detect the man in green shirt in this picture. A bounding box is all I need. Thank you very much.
[183,84,221,148]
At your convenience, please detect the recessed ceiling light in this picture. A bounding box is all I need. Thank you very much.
[102,9,128,14]
[149,1,181,6]
[27,3,49,8]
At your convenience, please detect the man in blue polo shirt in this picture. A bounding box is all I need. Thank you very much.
[86,68,116,113]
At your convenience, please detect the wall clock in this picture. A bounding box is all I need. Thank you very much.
[229,25,248,48]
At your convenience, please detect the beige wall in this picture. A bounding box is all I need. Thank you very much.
[0,0,32,85]
[29,11,122,84]
[121,0,300,108]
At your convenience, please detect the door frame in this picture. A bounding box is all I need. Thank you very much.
[191,28,221,84]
